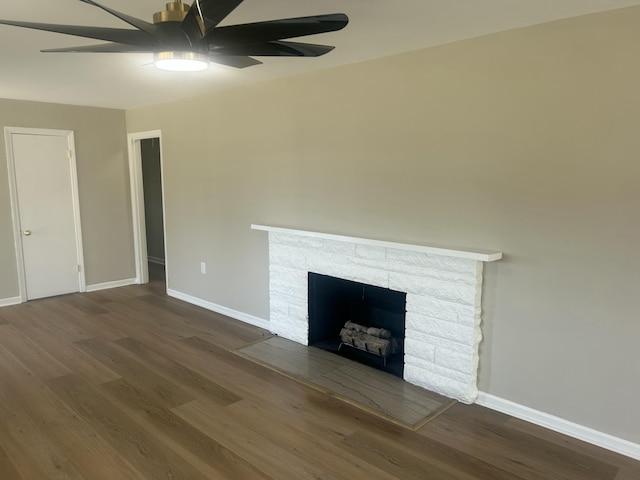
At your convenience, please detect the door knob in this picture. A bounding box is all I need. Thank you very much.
[23,230,31,236]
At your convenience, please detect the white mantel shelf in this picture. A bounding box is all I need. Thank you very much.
[251,225,502,262]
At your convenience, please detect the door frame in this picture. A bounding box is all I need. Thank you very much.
[4,127,86,302]
[127,129,168,286]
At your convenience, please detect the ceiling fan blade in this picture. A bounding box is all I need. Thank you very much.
[42,43,156,53]
[209,54,262,68]
[208,13,348,46]
[182,0,244,41]
[78,0,157,37]
[214,41,334,57]
[0,19,155,46]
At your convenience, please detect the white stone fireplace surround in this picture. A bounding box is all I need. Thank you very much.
[252,225,502,404]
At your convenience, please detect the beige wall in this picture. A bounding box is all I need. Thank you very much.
[126,7,640,444]
[0,99,135,297]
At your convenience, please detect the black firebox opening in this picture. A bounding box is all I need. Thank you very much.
[308,272,407,378]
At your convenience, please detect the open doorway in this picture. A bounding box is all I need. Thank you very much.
[140,138,165,282]
[127,130,167,286]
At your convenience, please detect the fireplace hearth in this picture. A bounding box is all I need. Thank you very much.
[308,273,406,378]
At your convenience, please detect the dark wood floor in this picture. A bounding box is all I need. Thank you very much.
[0,272,638,479]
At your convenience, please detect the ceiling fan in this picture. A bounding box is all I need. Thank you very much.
[0,0,349,71]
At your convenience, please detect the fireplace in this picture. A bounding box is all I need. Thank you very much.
[308,272,406,378]
[252,224,502,404]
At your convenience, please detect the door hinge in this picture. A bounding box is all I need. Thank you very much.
[77,265,81,273]
[67,150,73,159]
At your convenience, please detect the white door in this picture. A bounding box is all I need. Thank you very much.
[7,130,84,300]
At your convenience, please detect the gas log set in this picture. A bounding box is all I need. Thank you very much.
[338,320,400,365]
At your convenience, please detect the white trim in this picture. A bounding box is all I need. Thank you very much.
[67,131,87,293]
[85,278,137,292]
[167,289,270,330]
[4,129,26,302]
[4,127,86,301]
[476,392,640,461]
[127,130,168,286]
[0,296,22,308]
[251,224,502,262]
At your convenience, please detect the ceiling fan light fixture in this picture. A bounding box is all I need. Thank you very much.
[154,51,209,72]
[0,1,349,71]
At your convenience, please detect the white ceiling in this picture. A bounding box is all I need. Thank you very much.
[1,0,639,109]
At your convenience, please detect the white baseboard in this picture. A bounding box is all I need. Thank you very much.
[476,392,640,461]
[0,296,22,308]
[85,278,137,292]
[167,289,270,331]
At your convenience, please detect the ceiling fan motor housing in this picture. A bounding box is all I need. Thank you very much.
[153,1,189,23]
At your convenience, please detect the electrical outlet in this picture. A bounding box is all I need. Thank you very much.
[200,262,206,274]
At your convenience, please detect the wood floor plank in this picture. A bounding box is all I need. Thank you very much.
[138,334,312,403]
[615,468,640,479]
[47,374,213,480]
[92,306,188,344]
[89,284,156,302]
[0,346,88,480]
[74,290,114,305]
[181,335,310,392]
[56,294,109,316]
[420,404,620,480]
[48,299,128,341]
[115,336,243,407]
[8,300,93,343]
[126,334,393,439]
[343,430,523,480]
[174,399,345,480]
[339,421,525,480]
[8,319,120,385]
[100,378,272,480]
[105,295,267,350]
[342,430,473,480]
[0,444,23,480]
[224,370,513,480]
[0,344,144,480]
[101,300,199,341]
[224,387,357,443]
[211,364,413,448]
[0,397,86,480]
[75,337,195,408]
[505,416,637,472]
[0,324,72,379]
[137,294,269,345]
[223,398,406,480]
